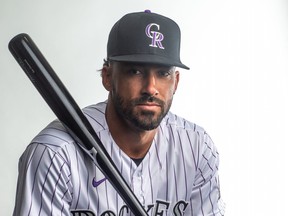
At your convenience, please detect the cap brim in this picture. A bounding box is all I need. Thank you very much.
[109,54,190,70]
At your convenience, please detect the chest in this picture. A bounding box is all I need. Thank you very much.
[69,140,197,216]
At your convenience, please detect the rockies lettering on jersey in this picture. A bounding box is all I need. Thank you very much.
[71,200,188,216]
[13,101,225,216]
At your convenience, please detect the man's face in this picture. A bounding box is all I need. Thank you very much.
[105,61,179,131]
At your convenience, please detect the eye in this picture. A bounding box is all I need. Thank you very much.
[129,69,142,75]
[158,70,172,77]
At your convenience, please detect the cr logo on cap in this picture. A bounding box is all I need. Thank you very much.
[145,23,165,50]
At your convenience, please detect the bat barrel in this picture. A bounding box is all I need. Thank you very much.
[8,33,148,216]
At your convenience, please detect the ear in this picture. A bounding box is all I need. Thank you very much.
[102,66,112,91]
[173,70,180,94]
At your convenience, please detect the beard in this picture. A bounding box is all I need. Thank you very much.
[111,90,172,131]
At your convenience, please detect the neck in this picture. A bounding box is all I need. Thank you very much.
[105,99,157,159]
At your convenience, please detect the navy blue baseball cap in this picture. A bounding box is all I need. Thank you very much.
[107,10,189,70]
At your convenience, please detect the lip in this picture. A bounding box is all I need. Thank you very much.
[137,103,160,107]
[136,103,161,111]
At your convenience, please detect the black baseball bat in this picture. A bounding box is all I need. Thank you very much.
[8,33,148,216]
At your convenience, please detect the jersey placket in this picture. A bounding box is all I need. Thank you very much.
[131,166,145,206]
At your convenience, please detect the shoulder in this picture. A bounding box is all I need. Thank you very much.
[21,119,77,167]
[161,111,218,156]
[31,119,74,150]
[162,111,220,171]
[25,102,108,161]
[163,111,205,134]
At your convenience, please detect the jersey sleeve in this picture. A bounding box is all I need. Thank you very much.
[13,143,73,216]
[190,132,225,215]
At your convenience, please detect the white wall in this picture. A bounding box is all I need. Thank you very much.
[1,0,287,215]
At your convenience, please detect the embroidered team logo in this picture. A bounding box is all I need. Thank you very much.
[145,23,165,49]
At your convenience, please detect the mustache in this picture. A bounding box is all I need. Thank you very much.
[132,95,165,106]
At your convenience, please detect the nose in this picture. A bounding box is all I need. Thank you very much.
[142,72,159,96]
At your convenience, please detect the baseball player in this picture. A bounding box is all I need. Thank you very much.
[13,11,225,216]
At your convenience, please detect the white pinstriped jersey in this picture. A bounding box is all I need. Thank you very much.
[13,101,225,216]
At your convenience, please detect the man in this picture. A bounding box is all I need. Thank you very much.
[13,10,225,215]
